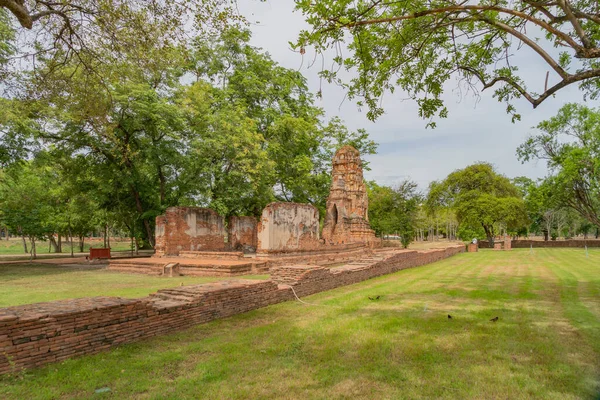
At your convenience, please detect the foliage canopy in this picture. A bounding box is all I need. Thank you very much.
[295,0,600,125]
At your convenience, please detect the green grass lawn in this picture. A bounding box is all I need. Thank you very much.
[0,237,133,255]
[0,264,268,307]
[1,248,599,399]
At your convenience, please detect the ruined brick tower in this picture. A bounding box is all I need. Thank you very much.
[322,145,377,245]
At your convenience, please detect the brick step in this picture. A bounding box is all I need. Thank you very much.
[108,264,163,275]
[180,267,252,277]
[178,251,245,260]
[253,265,270,274]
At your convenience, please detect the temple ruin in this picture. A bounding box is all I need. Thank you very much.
[322,146,377,245]
[0,145,468,374]
[109,145,381,276]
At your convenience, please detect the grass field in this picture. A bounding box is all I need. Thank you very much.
[0,264,268,307]
[1,248,599,399]
[0,237,133,255]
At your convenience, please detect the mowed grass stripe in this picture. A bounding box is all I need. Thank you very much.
[0,249,599,399]
[544,251,600,356]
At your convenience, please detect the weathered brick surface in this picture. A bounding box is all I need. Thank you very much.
[257,203,321,253]
[322,146,378,246]
[272,246,466,297]
[228,216,258,251]
[108,257,261,277]
[255,244,372,267]
[0,245,464,375]
[154,207,226,256]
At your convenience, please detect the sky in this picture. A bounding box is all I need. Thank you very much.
[238,1,587,190]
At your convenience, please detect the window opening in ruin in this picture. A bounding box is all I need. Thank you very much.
[332,204,338,232]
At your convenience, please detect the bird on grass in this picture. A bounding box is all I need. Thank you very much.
[448,314,452,319]
[490,316,499,322]
[368,296,381,301]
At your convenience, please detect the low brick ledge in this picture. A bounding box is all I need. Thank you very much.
[0,244,464,375]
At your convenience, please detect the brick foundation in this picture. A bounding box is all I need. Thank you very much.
[0,245,464,375]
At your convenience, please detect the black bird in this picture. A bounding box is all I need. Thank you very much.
[448,314,452,319]
[490,316,499,322]
[375,295,381,300]
[368,296,375,301]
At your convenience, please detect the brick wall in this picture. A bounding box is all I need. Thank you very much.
[154,207,226,256]
[257,202,321,253]
[228,216,258,251]
[0,245,464,375]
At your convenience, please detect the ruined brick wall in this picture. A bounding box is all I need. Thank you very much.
[257,203,320,253]
[154,207,226,256]
[154,216,167,256]
[322,146,377,246]
[0,245,464,374]
[271,246,466,297]
[0,282,288,375]
[228,216,258,251]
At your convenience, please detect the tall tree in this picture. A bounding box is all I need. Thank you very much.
[187,28,377,214]
[295,0,600,124]
[368,180,421,248]
[0,1,239,85]
[7,27,377,247]
[518,102,600,229]
[428,163,528,244]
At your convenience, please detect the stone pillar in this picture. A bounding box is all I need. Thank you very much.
[468,243,478,252]
[493,242,503,251]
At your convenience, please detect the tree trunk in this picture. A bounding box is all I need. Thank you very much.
[69,227,74,258]
[79,235,85,253]
[57,234,62,253]
[49,235,59,253]
[483,224,494,247]
[21,235,28,254]
[30,237,36,260]
[130,186,155,247]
